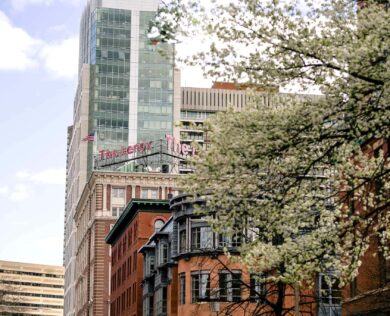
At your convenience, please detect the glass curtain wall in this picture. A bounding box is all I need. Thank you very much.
[87,8,131,172]
[138,11,174,142]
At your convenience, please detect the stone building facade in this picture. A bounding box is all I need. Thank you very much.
[73,171,179,316]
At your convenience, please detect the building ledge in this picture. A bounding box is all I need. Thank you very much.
[343,285,390,304]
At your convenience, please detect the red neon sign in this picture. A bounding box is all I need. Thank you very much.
[98,135,195,161]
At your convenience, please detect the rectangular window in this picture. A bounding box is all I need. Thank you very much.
[133,250,137,271]
[129,286,132,307]
[319,275,341,304]
[145,295,153,316]
[141,188,148,199]
[179,273,186,305]
[219,270,242,302]
[200,227,213,249]
[218,234,229,248]
[150,80,162,88]
[117,268,121,286]
[150,255,155,273]
[145,254,155,276]
[158,243,168,266]
[150,188,158,199]
[350,278,357,298]
[218,233,241,248]
[231,233,242,248]
[129,228,132,246]
[250,273,267,303]
[191,271,210,303]
[141,188,158,199]
[154,287,167,315]
[379,250,390,285]
[112,187,125,198]
[179,229,186,253]
[191,227,201,250]
[112,206,124,217]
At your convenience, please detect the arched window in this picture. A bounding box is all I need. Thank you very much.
[154,219,165,232]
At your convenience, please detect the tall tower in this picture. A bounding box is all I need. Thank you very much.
[63,1,178,315]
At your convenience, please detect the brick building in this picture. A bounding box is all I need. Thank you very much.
[342,138,390,316]
[342,236,390,316]
[105,199,172,316]
[73,171,179,316]
[137,194,340,316]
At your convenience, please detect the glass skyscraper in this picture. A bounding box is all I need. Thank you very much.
[80,6,174,172]
[64,1,177,315]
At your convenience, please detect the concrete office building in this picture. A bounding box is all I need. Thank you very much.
[178,84,309,172]
[64,0,179,314]
[0,260,64,315]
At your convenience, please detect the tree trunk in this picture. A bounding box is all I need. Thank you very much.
[294,283,300,316]
[274,281,285,316]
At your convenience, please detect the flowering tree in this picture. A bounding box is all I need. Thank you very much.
[153,0,390,287]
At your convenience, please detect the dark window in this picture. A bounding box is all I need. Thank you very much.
[127,228,133,248]
[179,273,186,305]
[129,286,132,307]
[379,250,390,286]
[179,229,186,253]
[133,250,137,271]
[250,273,267,303]
[350,278,358,298]
[148,296,154,316]
[128,228,132,246]
[219,270,242,302]
[191,227,201,250]
[231,233,242,248]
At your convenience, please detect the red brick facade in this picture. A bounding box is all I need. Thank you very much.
[343,236,390,315]
[106,200,171,316]
[342,138,390,315]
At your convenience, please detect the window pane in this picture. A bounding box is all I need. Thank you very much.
[150,188,158,199]
[191,227,200,250]
[154,219,165,232]
[141,189,148,199]
[179,273,186,305]
[179,230,186,253]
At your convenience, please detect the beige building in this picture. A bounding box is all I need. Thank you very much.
[0,260,64,315]
[73,170,179,316]
[178,84,308,172]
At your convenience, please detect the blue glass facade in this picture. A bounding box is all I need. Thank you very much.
[85,8,174,172]
[137,11,174,142]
